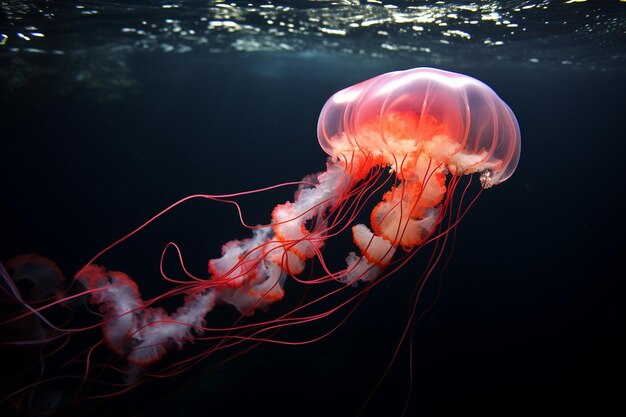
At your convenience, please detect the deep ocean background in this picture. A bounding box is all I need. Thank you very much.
[1,2,625,416]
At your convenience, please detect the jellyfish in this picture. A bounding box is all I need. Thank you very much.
[0,255,67,345]
[2,67,520,409]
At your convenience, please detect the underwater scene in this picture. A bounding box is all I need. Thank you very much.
[1,1,625,416]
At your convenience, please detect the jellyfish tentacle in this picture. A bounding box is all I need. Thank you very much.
[340,150,448,285]
[76,163,355,365]
[344,224,396,284]
[209,162,353,313]
[77,265,216,365]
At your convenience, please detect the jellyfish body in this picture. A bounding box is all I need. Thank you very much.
[68,68,520,369]
[317,67,520,281]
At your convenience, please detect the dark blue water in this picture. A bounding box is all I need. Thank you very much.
[1,1,625,416]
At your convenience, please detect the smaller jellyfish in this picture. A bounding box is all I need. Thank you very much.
[0,254,66,344]
[0,256,70,414]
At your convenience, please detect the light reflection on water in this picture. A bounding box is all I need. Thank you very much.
[0,0,624,71]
